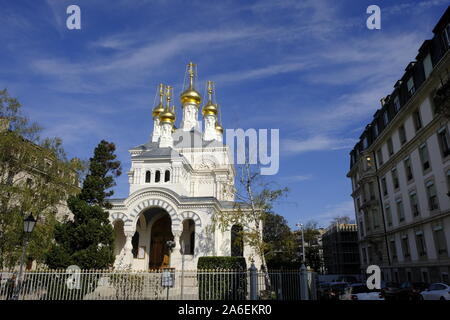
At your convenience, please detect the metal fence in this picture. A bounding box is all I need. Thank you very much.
[0,268,317,300]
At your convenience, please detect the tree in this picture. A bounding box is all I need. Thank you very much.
[332,216,352,225]
[46,140,122,270]
[212,161,288,290]
[0,89,81,269]
[303,220,320,246]
[263,213,297,267]
[294,220,324,271]
[434,75,450,119]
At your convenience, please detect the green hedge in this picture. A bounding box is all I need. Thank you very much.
[197,256,247,270]
[197,257,247,300]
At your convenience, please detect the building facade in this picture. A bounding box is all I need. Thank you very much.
[109,63,260,271]
[322,224,360,275]
[347,7,450,284]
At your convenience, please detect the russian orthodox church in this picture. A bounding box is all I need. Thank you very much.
[109,62,259,270]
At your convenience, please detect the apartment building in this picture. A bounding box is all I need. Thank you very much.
[347,6,450,284]
[322,224,360,275]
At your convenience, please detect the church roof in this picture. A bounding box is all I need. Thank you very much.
[130,141,182,159]
[172,129,225,148]
[131,128,225,160]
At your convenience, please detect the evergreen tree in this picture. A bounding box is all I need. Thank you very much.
[46,140,121,270]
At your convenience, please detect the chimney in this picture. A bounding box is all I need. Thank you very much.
[0,117,10,132]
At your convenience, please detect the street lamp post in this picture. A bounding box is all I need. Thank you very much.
[296,223,305,265]
[12,213,37,300]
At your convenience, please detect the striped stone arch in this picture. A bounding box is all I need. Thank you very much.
[110,212,133,227]
[179,211,202,228]
[129,198,181,231]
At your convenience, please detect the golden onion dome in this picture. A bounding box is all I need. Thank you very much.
[159,107,176,124]
[160,85,176,124]
[180,62,202,106]
[180,88,202,105]
[202,80,218,116]
[202,101,218,116]
[152,103,165,118]
[215,122,223,134]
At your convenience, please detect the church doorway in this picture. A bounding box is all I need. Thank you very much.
[149,213,174,269]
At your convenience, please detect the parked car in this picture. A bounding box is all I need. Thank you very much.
[419,283,450,300]
[336,276,359,284]
[383,282,428,301]
[319,282,348,300]
[379,282,399,298]
[340,283,384,300]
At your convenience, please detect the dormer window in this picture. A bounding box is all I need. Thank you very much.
[423,54,433,79]
[363,137,368,149]
[383,111,389,126]
[442,23,450,48]
[393,96,400,112]
[407,77,415,96]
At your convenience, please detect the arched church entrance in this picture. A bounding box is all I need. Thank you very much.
[144,208,174,269]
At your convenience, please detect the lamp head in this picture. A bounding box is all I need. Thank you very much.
[24,213,37,233]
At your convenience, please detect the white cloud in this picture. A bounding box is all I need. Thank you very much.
[282,174,313,182]
[30,27,264,93]
[213,61,312,83]
[281,136,357,154]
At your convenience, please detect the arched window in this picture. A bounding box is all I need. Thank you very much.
[164,170,170,182]
[155,170,161,183]
[231,225,243,256]
[132,231,140,258]
[145,171,151,183]
[182,219,195,255]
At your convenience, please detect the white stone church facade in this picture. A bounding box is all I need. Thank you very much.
[108,63,259,271]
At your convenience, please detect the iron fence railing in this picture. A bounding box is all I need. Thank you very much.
[0,269,317,301]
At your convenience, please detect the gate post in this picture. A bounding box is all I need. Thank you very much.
[299,264,309,300]
[249,263,258,300]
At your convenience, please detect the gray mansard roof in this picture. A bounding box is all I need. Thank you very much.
[130,129,225,159]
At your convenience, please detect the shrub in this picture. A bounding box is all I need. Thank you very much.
[197,256,247,270]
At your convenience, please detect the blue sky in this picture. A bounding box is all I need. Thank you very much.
[1,0,449,229]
